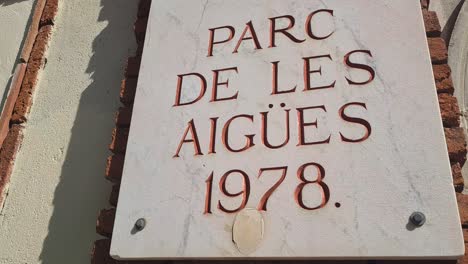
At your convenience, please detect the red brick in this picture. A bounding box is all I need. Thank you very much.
[109,184,120,207]
[109,127,129,154]
[433,64,455,94]
[452,162,465,192]
[136,39,145,56]
[105,154,124,182]
[91,239,113,264]
[0,63,26,146]
[40,0,58,26]
[125,56,141,78]
[439,94,461,127]
[445,128,467,165]
[378,261,457,264]
[0,125,23,208]
[138,0,151,18]
[457,193,468,227]
[116,106,133,128]
[428,37,448,64]
[423,10,441,37]
[20,0,47,62]
[420,0,429,9]
[12,25,53,123]
[96,208,116,238]
[134,17,148,43]
[120,78,137,106]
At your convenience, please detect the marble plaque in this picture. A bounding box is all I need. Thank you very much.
[111,0,464,260]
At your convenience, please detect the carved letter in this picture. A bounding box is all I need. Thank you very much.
[174,73,207,107]
[305,9,334,40]
[211,67,239,102]
[233,21,262,53]
[208,26,235,57]
[208,117,218,154]
[269,15,305,48]
[271,61,297,95]
[297,105,331,146]
[222,114,255,152]
[303,55,336,91]
[344,50,375,85]
[261,109,290,149]
[339,102,371,143]
[174,119,203,157]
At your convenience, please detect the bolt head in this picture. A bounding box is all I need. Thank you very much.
[135,218,146,231]
[410,212,426,227]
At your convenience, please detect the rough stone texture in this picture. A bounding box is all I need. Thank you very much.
[452,162,465,192]
[0,125,23,209]
[109,184,120,207]
[97,208,116,238]
[125,56,141,78]
[109,127,129,154]
[428,37,448,64]
[12,25,53,123]
[445,127,468,165]
[439,93,461,127]
[40,0,59,26]
[105,154,124,182]
[423,10,442,37]
[120,78,137,106]
[433,64,455,94]
[116,107,133,128]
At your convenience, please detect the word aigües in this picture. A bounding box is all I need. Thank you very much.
[172,9,375,159]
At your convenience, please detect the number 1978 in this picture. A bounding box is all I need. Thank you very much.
[204,162,330,214]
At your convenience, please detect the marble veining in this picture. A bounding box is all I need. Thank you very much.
[111,0,464,260]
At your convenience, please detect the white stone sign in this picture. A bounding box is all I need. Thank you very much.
[111,0,464,260]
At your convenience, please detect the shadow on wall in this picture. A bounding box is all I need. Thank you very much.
[39,0,138,263]
[0,0,28,7]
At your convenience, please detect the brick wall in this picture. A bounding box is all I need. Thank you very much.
[91,1,468,263]
[0,0,58,212]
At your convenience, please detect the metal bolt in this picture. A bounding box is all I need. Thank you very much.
[134,218,146,231]
[410,212,426,227]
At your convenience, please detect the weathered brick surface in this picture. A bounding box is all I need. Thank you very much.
[109,184,120,207]
[105,154,125,182]
[138,0,151,18]
[97,208,116,238]
[125,57,141,78]
[12,25,53,123]
[452,162,465,192]
[40,0,59,26]
[420,0,429,9]
[116,107,133,128]
[457,193,468,227]
[439,94,461,127]
[428,37,448,64]
[445,128,468,165]
[120,78,137,106]
[423,10,441,37]
[134,17,148,43]
[20,0,47,62]
[0,64,26,146]
[91,239,114,264]
[0,125,23,208]
[109,127,129,154]
[433,64,455,94]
